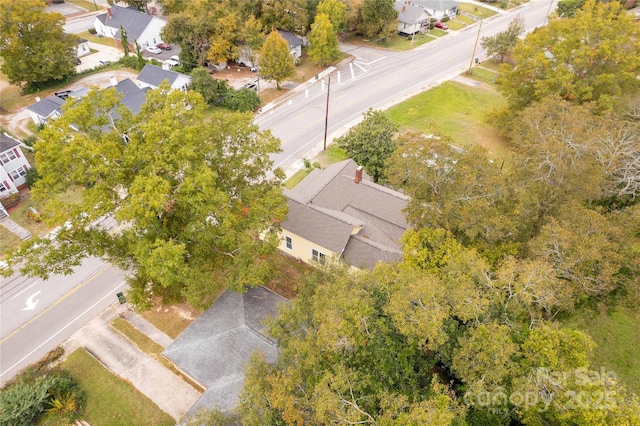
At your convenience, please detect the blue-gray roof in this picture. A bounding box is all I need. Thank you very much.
[114,78,147,114]
[96,5,153,41]
[277,30,302,49]
[0,133,20,154]
[27,96,65,119]
[137,64,181,88]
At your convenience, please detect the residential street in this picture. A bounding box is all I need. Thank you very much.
[257,0,557,175]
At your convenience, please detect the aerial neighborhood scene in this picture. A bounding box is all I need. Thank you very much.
[1,0,640,424]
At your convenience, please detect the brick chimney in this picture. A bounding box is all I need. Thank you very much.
[354,166,363,184]
[107,7,112,18]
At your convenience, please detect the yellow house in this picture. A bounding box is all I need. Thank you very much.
[279,160,409,269]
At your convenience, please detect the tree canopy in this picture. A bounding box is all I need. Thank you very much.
[336,108,398,183]
[1,85,287,308]
[497,0,640,112]
[308,13,340,66]
[0,0,79,89]
[259,30,296,90]
[358,0,398,40]
[480,15,524,63]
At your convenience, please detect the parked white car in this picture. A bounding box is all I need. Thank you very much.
[146,46,162,54]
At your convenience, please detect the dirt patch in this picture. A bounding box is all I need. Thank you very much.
[139,297,203,339]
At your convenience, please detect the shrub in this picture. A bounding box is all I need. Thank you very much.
[88,28,97,35]
[0,191,20,209]
[0,375,56,426]
[25,167,40,189]
[223,88,260,112]
[22,135,37,147]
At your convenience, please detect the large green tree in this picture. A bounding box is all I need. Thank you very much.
[336,108,398,183]
[0,0,79,89]
[260,0,308,33]
[497,0,640,112]
[480,15,524,63]
[308,13,340,66]
[1,85,287,308]
[259,30,296,90]
[317,0,347,33]
[358,0,397,40]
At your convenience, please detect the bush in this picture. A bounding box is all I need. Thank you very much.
[88,28,97,35]
[0,375,56,426]
[223,88,260,112]
[0,191,20,209]
[25,167,40,189]
[22,135,37,147]
[119,55,145,71]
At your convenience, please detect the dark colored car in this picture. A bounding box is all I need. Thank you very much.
[156,43,172,50]
[435,22,448,30]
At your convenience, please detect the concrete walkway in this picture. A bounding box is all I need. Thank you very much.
[0,217,32,240]
[62,303,202,422]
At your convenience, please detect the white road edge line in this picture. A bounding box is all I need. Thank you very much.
[0,281,126,379]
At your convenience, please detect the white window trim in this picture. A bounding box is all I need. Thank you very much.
[285,236,292,250]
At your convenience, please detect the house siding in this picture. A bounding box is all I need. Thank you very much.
[136,17,167,49]
[0,140,30,189]
[277,232,337,265]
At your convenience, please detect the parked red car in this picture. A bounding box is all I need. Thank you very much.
[156,43,172,50]
[435,22,448,30]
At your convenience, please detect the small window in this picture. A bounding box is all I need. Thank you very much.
[0,182,6,193]
[285,236,292,250]
[10,167,26,179]
[312,249,326,264]
[0,151,16,164]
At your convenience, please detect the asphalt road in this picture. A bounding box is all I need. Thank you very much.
[0,259,125,385]
[257,0,557,174]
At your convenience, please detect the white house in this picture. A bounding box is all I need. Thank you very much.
[395,1,431,35]
[76,38,91,58]
[277,30,303,63]
[26,95,66,126]
[136,64,191,92]
[94,5,167,51]
[0,133,31,193]
[407,0,459,21]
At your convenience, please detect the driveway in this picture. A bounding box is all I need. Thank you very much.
[77,42,122,72]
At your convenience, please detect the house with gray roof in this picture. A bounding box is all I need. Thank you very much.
[280,159,409,269]
[277,30,303,63]
[136,64,191,92]
[26,95,66,126]
[395,1,431,35]
[94,5,167,52]
[112,78,149,115]
[163,286,288,415]
[401,0,459,21]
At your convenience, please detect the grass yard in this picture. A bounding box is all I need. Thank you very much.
[0,227,21,257]
[458,4,498,19]
[467,66,498,85]
[562,305,640,396]
[65,0,100,11]
[455,14,477,24]
[382,34,436,50]
[386,81,508,157]
[77,30,120,48]
[61,348,175,426]
[446,20,468,30]
[138,298,202,339]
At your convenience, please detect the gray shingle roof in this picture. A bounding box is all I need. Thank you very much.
[137,64,180,88]
[96,5,154,41]
[284,159,409,268]
[114,78,147,114]
[163,286,288,413]
[395,1,430,23]
[407,0,459,11]
[26,96,66,119]
[0,133,20,154]
[277,30,302,49]
[283,197,358,254]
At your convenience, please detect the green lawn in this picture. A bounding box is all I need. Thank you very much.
[562,305,640,396]
[458,4,498,19]
[65,0,100,11]
[455,14,477,24]
[61,348,175,426]
[466,66,498,85]
[446,20,468,30]
[379,34,435,51]
[385,81,508,157]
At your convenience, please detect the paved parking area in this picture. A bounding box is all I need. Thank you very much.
[77,42,123,72]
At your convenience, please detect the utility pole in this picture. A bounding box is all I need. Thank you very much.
[323,76,331,151]
[468,19,483,75]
